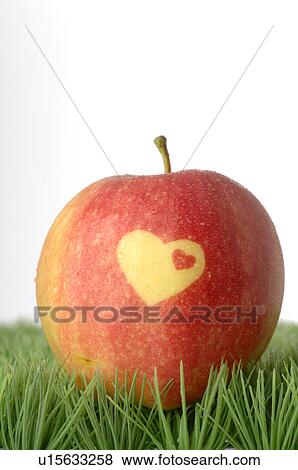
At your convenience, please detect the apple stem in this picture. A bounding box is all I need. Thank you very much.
[154,136,172,174]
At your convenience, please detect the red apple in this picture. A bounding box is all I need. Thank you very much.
[36,136,284,409]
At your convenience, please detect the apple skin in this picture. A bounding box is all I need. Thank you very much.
[36,170,284,409]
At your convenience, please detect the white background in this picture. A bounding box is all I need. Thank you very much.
[0,450,298,469]
[0,0,297,323]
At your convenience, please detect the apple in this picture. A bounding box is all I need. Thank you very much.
[36,136,284,409]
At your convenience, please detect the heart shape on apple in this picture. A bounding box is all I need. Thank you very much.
[172,248,196,270]
[116,229,205,304]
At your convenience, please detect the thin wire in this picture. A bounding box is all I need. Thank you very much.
[25,25,121,177]
[181,25,274,172]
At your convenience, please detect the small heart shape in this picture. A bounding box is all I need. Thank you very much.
[172,249,196,270]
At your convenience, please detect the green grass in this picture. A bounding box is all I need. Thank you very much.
[0,322,297,450]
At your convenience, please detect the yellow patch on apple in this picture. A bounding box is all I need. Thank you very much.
[116,229,205,304]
